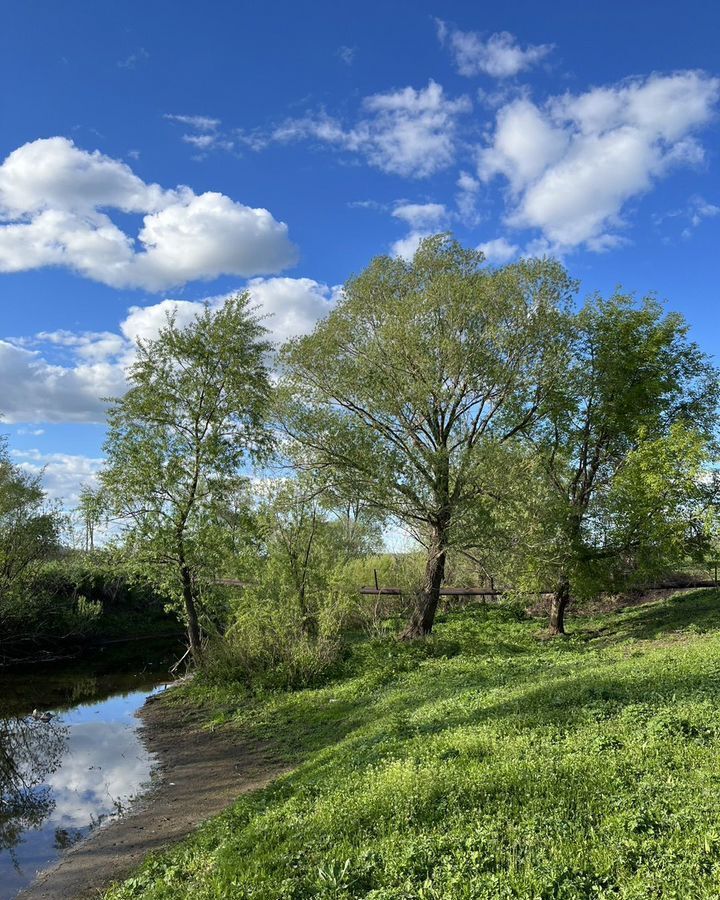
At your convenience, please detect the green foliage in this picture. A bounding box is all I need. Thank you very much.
[280,236,575,633]
[511,292,719,619]
[105,592,720,899]
[200,610,342,691]
[199,480,385,688]
[101,295,273,657]
[0,438,61,628]
[0,552,175,646]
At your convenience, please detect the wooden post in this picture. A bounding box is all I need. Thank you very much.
[374,569,379,592]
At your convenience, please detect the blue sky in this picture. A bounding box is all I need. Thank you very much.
[1,0,719,507]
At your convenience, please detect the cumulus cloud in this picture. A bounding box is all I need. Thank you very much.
[390,231,430,260]
[478,71,719,249]
[245,277,342,346]
[455,170,482,224]
[1,278,339,424]
[0,340,125,424]
[248,80,471,179]
[122,277,340,349]
[12,449,105,506]
[0,137,297,289]
[437,22,553,78]
[477,237,519,263]
[390,202,448,260]
[392,202,447,228]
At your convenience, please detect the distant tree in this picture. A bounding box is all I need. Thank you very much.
[101,296,273,663]
[77,484,104,552]
[526,293,719,634]
[280,236,574,638]
[0,439,60,611]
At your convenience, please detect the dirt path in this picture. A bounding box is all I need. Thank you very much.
[19,691,289,900]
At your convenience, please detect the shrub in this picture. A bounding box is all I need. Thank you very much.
[200,594,342,690]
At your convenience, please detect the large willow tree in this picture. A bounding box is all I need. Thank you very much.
[280,236,574,639]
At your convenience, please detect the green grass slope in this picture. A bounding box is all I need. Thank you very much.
[107,591,720,899]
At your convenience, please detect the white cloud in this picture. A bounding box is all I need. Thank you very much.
[391,230,431,261]
[687,195,720,233]
[477,237,519,263]
[1,278,339,424]
[392,202,447,228]
[12,449,105,505]
[0,340,126,424]
[244,277,342,346]
[35,330,127,362]
[122,277,340,349]
[479,71,719,249]
[164,113,221,131]
[0,137,296,289]
[437,22,553,78]
[390,202,448,260]
[165,113,234,154]
[456,170,481,224]
[255,81,471,179]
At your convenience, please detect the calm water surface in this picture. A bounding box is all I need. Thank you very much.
[0,640,183,899]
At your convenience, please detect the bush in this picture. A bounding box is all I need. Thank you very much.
[200,605,342,691]
[0,551,174,647]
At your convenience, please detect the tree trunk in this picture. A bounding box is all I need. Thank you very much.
[549,575,570,636]
[400,526,447,640]
[180,562,203,663]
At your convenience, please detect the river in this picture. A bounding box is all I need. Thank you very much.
[0,638,184,899]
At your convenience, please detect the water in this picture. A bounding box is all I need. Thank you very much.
[0,640,183,899]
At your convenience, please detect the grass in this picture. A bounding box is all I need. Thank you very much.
[105,590,720,899]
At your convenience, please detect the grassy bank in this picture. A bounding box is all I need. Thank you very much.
[106,590,720,899]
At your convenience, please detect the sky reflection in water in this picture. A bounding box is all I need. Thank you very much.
[0,684,164,899]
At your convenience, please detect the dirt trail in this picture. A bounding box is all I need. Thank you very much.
[20,692,288,900]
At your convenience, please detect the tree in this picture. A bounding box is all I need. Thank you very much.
[77,484,104,552]
[526,293,719,635]
[252,477,383,636]
[0,439,59,612]
[101,295,272,663]
[280,236,574,638]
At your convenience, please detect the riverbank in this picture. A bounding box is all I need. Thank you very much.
[19,687,288,900]
[99,589,720,899]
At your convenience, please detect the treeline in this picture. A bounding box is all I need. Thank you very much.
[6,236,719,679]
[0,446,175,658]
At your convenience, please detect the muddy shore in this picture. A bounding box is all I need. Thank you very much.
[19,690,288,900]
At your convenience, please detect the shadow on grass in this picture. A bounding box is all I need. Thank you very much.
[241,593,720,766]
[574,589,720,645]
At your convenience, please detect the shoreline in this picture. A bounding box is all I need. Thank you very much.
[19,687,287,900]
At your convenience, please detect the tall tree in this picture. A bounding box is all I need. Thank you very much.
[280,236,574,638]
[527,293,719,635]
[101,295,272,662]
